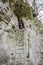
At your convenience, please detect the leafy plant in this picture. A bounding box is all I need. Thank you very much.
[10,0,33,20]
[9,0,33,29]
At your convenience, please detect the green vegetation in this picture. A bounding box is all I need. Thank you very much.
[9,0,33,29]
[9,0,33,20]
[33,18,43,35]
[0,16,2,21]
[33,18,41,28]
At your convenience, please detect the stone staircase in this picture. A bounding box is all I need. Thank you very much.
[15,29,34,65]
[15,29,25,65]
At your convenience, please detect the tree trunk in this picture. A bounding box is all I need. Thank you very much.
[17,17,25,29]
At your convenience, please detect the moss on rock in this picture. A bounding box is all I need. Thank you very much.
[33,18,43,35]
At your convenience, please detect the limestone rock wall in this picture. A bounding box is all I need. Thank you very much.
[0,16,43,65]
[23,18,43,65]
[0,1,43,65]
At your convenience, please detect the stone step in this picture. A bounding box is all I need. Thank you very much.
[16,46,24,49]
[16,57,25,59]
[15,61,25,64]
[16,53,25,57]
[16,50,24,54]
[15,45,25,49]
[16,43,24,46]
[15,53,25,57]
[18,36,24,40]
[15,59,25,63]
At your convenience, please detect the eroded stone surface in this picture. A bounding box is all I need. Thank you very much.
[0,1,43,65]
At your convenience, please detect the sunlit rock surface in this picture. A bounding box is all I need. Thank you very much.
[0,1,43,65]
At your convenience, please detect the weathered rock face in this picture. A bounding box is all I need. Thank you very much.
[0,1,43,65]
[0,17,43,65]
